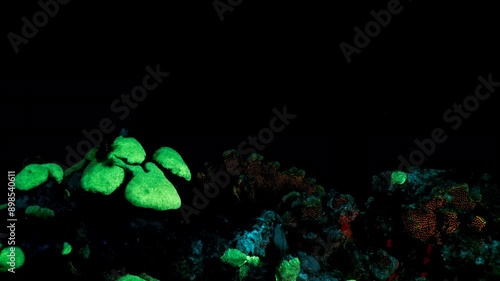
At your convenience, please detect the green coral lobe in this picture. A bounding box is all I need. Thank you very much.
[117,274,146,281]
[16,164,49,190]
[25,205,55,219]
[81,160,125,195]
[62,242,72,255]
[246,256,260,266]
[110,136,146,164]
[42,163,64,183]
[239,264,250,279]
[153,147,191,181]
[125,162,181,210]
[276,258,301,281]
[221,248,248,268]
[0,246,25,272]
[391,170,407,185]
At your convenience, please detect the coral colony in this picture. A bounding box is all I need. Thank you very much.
[1,136,498,281]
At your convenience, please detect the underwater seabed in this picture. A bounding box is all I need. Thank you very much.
[1,135,499,281]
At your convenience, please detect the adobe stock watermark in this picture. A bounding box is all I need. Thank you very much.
[213,0,243,22]
[179,106,297,224]
[340,0,407,64]
[393,73,498,174]
[59,64,169,170]
[7,0,71,54]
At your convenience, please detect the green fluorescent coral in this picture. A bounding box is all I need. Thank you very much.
[16,163,64,190]
[14,136,192,213]
[391,170,407,185]
[275,258,301,281]
[0,246,25,272]
[153,147,191,181]
[81,160,125,195]
[124,162,181,211]
[221,248,248,268]
[246,256,260,266]
[110,136,147,164]
[75,136,190,210]
[25,205,55,219]
[239,264,250,279]
[16,164,50,190]
[62,242,72,255]
[42,163,64,183]
[117,274,146,281]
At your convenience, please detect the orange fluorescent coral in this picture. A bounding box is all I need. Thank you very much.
[471,215,486,231]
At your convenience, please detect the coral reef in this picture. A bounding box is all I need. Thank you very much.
[1,141,498,281]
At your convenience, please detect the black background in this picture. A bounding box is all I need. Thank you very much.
[1,0,497,192]
[0,1,498,280]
